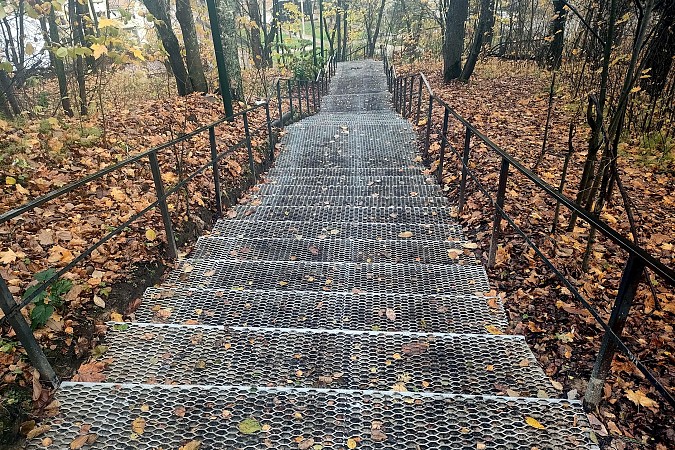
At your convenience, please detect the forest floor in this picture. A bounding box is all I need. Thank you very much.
[0,83,286,444]
[398,57,673,449]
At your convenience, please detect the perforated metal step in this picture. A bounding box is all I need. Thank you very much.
[211,220,465,242]
[192,236,476,265]
[264,175,435,187]
[256,183,441,197]
[263,166,425,177]
[30,383,598,450]
[100,324,553,396]
[251,194,446,208]
[164,259,490,295]
[230,205,455,223]
[136,287,506,333]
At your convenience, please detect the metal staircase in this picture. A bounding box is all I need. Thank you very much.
[29,60,598,449]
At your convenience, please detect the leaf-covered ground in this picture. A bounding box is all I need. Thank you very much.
[0,89,285,443]
[401,58,673,449]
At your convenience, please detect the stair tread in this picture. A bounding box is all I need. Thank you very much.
[163,259,490,295]
[30,383,597,450]
[134,287,507,334]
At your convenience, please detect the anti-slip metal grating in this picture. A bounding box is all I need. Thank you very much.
[192,236,478,265]
[102,325,554,397]
[164,259,491,295]
[135,287,507,333]
[210,220,466,242]
[31,60,598,449]
[34,383,597,450]
[254,194,447,208]
[256,183,442,197]
[230,206,455,223]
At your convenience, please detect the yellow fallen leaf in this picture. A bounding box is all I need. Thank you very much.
[347,437,358,449]
[70,434,89,449]
[131,417,146,435]
[525,416,545,429]
[5,176,16,185]
[180,440,201,450]
[110,312,124,322]
[625,389,659,409]
[462,242,478,249]
[484,325,503,335]
[398,231,413,238]
[0,249,17,264]
[145,229,157,241]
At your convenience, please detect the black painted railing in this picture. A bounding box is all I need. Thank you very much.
[382,49,675,411]
[0,55,337,388]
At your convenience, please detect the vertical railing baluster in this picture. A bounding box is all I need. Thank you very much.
[458,127,472,213]
[264,102,274,162]
[243,111,255,181]
[408,76,414,117]
[149,150,177,260]
[583,255,646,410]
[424,95,433,163]
[297,79,303,117]
[304,80,310,113]
[209,126,223,217]
[488,157,510,268]
[287,79,294,118]
[415,76,423,124]
[436,108,449,184]
[402,77,408,117]
[312,81,317,111]
[0,279,59,386]
[276,80,283,127]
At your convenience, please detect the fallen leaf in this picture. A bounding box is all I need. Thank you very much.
[385,308,396,321]
[131,417,146,435]
[625,389,659,409]
[525,416,545,429]
[347,437,358,449]
[70,435,89,449]
[484,325,503,335]
[0,249,17,264]
[298,437,315,449]
[145,229,157,241]
[93,296,105,308]
[398,231,413,238]
[180,441,201,450]
[238,418,262,434]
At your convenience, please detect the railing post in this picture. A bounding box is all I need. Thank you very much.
[424,95,433,163]
[243,111,255,181]
[436,108,449,184]
[402,77,408,117]
[265,102,274,162]
[276,80,283,127]
[297,80,303,117]
[584,255,646,410]
[458,127,472,213]
[488,157,510,268]
[408,76,414,117]
[149,150,177,260]
[0,278,59,386]
[209,126,223,217]
[304,80,310,113]
[287,79,294,118]
[415,76,423,124]
[312,81,317,111]
[393,77,399,111]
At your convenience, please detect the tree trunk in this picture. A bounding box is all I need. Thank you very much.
[246,0,265,68]
[69,0,88,115]
[217,0,244,99]
[176,0,208,92]
[546,0,567,70]
[368,0,386,57]
[142,0,192,96]
[308,0,318,66]
[443,0,468,81]
[641,0,674,97]
[47,7,73,117]
[336,2,342,60]
[341,0,348,60]
[0,71,20,117]
[460,0,495,80]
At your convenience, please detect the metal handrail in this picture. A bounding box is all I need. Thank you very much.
[0,54,338,388]
[382,47,675,410]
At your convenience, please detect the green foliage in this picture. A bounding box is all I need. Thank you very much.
[23,269,72,330]
[284,46,322,80]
